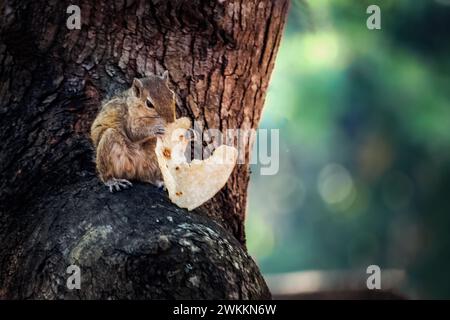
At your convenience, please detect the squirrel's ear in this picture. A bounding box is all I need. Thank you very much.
[132,78,143,97]
[161,70,169,83]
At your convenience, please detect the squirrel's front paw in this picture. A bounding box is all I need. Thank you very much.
[154,124,165,136]
[105,178,133,192]
[155,179,165,189]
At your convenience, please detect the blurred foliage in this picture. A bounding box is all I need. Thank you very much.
[247,0,450,299]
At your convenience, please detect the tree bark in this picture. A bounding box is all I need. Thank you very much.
[0,0,288,299]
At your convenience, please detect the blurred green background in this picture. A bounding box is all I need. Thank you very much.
[247,0,450,299]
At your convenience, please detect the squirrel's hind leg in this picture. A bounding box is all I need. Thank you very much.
[105,178,133,193]
[96,128,134,192]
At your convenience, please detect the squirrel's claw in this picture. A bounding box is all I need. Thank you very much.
[105,178,133,193]
[155,180,165,189]
[154,124,165,136]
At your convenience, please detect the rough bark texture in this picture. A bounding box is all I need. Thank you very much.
[0,176,270,299]
[0,0,288,299]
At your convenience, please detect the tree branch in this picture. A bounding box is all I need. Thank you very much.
[0,176,270,299]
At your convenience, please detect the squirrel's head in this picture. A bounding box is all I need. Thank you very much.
[131,71,176,123]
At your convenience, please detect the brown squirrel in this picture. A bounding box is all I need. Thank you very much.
[90,71,176,192]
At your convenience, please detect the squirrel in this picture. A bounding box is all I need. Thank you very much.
[90,71,176,192]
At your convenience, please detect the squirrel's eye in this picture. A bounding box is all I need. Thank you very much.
[146,99,155,109]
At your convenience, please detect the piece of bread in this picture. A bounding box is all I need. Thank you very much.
[155,117,238,210]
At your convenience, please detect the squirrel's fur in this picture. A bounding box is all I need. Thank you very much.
[90,71,176,192]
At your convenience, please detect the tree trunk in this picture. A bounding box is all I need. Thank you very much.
[0,0,288,299]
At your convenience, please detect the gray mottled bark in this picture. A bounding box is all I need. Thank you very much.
[0,176,269,299]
